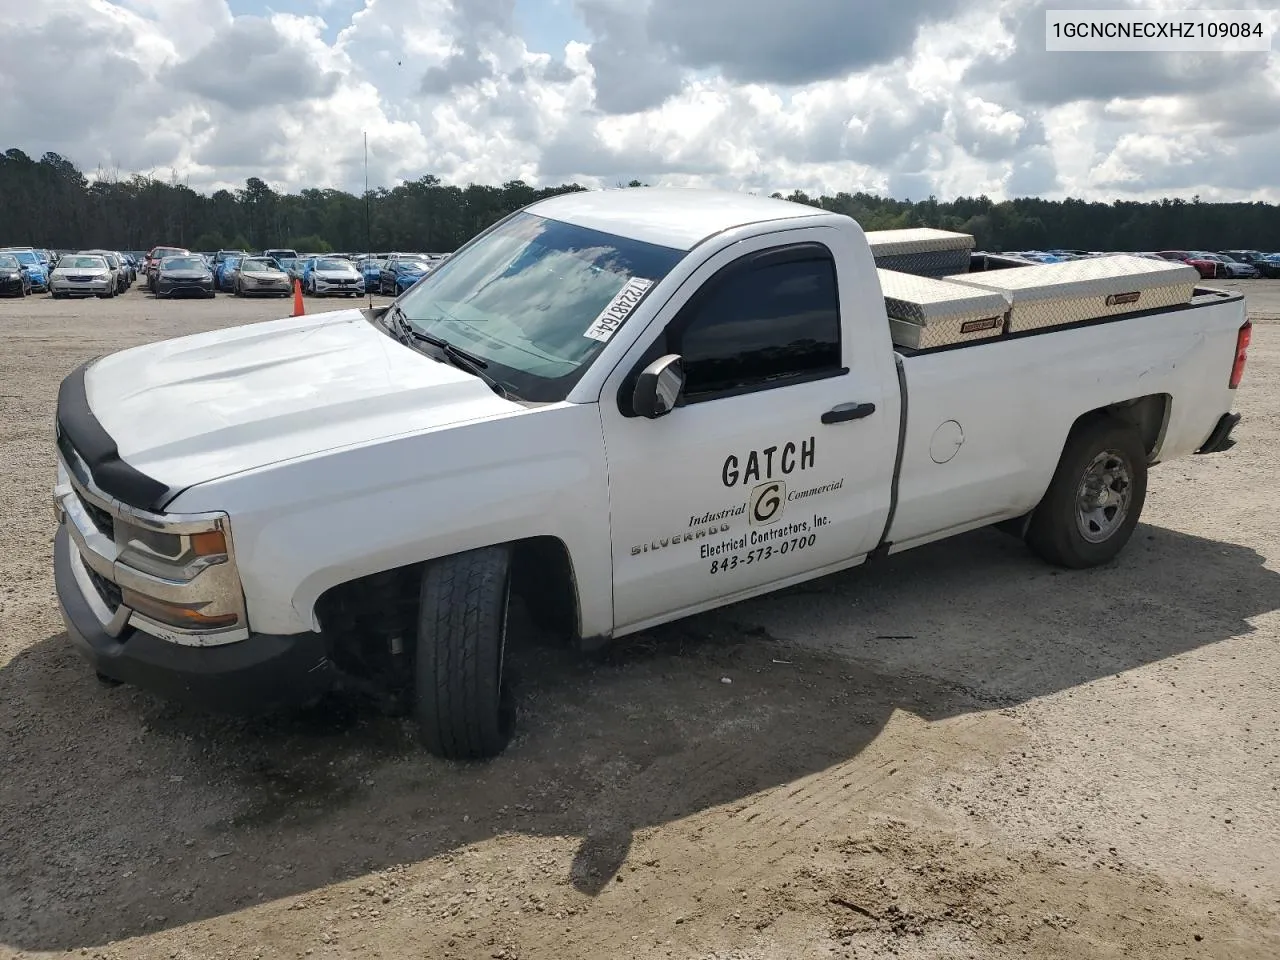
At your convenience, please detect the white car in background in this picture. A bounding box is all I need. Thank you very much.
[305,257,365,297]
[48,254,116,298]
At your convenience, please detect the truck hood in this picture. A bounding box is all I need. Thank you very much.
[83,309,520,494]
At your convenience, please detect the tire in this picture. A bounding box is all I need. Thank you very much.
[1025,417,1147,569]
[414,545,514,760]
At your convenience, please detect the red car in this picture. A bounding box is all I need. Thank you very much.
[1157,250,1227,280]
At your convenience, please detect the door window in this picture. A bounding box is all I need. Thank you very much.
[668,248,843,402]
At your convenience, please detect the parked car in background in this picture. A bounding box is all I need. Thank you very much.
[79,250,128,293]
[212,249,249,273]
[262,248,298,262]
[144,246,190,290]
[288,257,312,282]
[378,256,433,295]
[214,255,243,292]
[274,257,298,277]
[304,256,365,296]
[234,257,292,297]
[1221,250,1280,278]
[357,257,386,289]
[48,254,116,298]
[0,253,33,297]
[1211,254,1261,279]
[0,247,50,291]
[1157,250,1226,279]
[155,254,216,298]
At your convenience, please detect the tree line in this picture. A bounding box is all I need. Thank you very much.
[3,147,1279,255]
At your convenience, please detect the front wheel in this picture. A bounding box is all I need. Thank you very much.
[1026,417,1148,569]
[414,545,514,759]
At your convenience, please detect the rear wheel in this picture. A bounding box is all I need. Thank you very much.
[1026,417,1147,569]
[414,545,514,760]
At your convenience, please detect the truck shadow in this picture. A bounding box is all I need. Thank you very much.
[1,524,1278,951]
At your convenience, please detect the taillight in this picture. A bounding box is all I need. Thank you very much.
[1230,320,1251,389]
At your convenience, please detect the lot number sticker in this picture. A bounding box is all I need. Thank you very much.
[583,277,653,342]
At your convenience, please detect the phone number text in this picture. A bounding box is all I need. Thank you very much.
[708,534,818,575]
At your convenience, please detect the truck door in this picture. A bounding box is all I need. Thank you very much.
[599,227,899,632]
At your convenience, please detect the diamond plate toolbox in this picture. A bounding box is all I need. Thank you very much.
[943,255,1200,334]
[878,269,1011,349]
[865,228,975,279]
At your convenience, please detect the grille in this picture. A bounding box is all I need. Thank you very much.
[85,564,123,611]
[77,491,115,539]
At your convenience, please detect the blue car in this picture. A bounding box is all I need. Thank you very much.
[214,255,242,291]
[2,249,48,291]
[378,258,432,296]
[357,257,385,289]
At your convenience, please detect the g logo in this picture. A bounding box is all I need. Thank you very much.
[749,481,785,526]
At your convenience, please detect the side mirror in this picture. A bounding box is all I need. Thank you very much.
[632,354,685,419]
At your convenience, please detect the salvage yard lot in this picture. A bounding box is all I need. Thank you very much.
[1,282,1279,960]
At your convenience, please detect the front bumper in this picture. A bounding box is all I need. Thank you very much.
[314,279,364,295]
[51,278,111,295]
[241,279,292,295]
[157,279,213,296]
[55,526,335,714]
[0,276,27,295]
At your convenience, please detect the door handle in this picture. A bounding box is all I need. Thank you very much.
[821,402,876,424]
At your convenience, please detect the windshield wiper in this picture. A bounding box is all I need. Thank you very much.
[387,303,511,399]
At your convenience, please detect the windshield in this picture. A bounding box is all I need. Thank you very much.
[396,211,686,402]
[61,256,107,269]
[316,258,350,271]
[165,256,205,270]
[241,258,280,272]
[13,251,39,266]
[0,255,19,270]
[396,260,430,273]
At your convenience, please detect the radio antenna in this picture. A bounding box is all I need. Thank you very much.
[364,132,373,308]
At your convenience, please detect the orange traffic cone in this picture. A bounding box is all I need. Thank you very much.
[292,278,305,317]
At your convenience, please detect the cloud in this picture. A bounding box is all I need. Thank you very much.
[165,16,344,108]
[646,0,961,86]
[0,0,1274,205]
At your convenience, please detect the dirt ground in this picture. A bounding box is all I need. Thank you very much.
[1,279,1279,960]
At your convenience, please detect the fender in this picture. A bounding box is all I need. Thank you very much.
[165,402,613,638]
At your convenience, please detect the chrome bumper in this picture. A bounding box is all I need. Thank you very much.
[51,280,110,293]
[53,448,250,647]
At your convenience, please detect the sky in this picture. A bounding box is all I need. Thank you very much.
[1,0,1278,202]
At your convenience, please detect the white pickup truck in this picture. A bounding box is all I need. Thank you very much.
[52,189,1251,759]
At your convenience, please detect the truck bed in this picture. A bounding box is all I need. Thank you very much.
[882,284,1247,553]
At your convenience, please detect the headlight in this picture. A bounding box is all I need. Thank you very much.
[116,515,229,582]
[114,514,242,632]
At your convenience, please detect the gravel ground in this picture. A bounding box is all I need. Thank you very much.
[1,280,1279,960]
